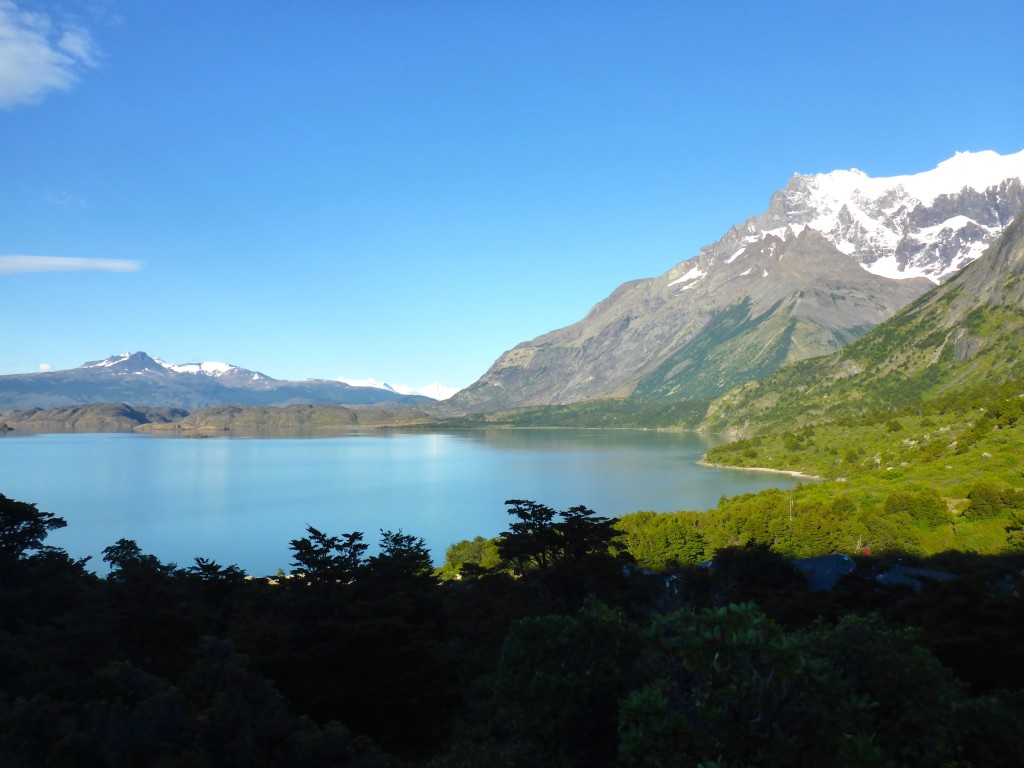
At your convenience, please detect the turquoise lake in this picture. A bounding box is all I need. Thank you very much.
[0,430,798,576]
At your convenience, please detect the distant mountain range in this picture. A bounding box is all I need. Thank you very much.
[0,352,440,410]
[448,149,1024,413]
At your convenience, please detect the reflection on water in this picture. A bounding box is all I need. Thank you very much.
[0,430,796,576]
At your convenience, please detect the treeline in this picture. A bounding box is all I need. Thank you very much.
[5,493,1024,766]
[612,482,1022,566]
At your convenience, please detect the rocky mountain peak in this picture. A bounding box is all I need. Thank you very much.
[747,149,1024,282]
[448,150,1024,414]
[81,351,166,374]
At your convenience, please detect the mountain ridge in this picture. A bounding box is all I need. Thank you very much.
[448,149,1024,414]
[0,352,440,411]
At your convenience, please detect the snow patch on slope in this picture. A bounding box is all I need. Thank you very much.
[162,360,235,376]
[861,256,936,282]
[725,247,746,264]
[668,264,706,288]
[82,353,131,368]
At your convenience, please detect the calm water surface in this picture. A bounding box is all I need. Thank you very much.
[0,430,797,575]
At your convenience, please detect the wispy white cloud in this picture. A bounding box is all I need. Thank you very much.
[0,255,142,275]
[37,363,52,372]
[45,191,89,209]
[0,0,98,108]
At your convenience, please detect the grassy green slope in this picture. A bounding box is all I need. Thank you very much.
[698,379,1024,555]
[631,297,872,403]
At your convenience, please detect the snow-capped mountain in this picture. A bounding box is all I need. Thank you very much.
[337,376,460,401]
[692,149,1024,287]
[82,353,270,386]
[0,352,440,410]
[449,149,1024,413]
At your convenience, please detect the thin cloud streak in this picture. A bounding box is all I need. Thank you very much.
[0,255,142,275]
[45,191,89,209]
[0,0,98,108]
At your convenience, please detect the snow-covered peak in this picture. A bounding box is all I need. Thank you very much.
[337,375,460,401]
[808,149,1024,208]
[81,352,133,368]
[337,376,398,393]
[725,148,1024,284]
[802,148,1024,214]
[80,351,165,373]
[80,352,267,381]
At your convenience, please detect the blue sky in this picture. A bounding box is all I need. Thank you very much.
[3,0,1023,392]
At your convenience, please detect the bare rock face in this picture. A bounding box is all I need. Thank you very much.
[449,150,1024,413]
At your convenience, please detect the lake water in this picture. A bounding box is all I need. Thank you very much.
[0,429,797,576]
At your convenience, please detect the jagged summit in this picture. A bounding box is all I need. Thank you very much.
[449,150,1024,414]
[81,351,166,373]
[803,149,1024,208]
[679,148,1024,288]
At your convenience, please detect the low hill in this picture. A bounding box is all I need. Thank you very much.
[0,402,440,434]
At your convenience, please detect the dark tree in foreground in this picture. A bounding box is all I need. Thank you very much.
[187,556,247,582]
[369,529,433,580]
[497,499,626,574]
[101,537,178,580]
[498,499,560,572]
[0,493,67,562]
[289,526,367,585]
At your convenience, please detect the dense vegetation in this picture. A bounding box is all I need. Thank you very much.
[698,378,1024,557]
[4,489,1024,766]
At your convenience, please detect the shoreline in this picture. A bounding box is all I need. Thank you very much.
[696,458,821,481]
